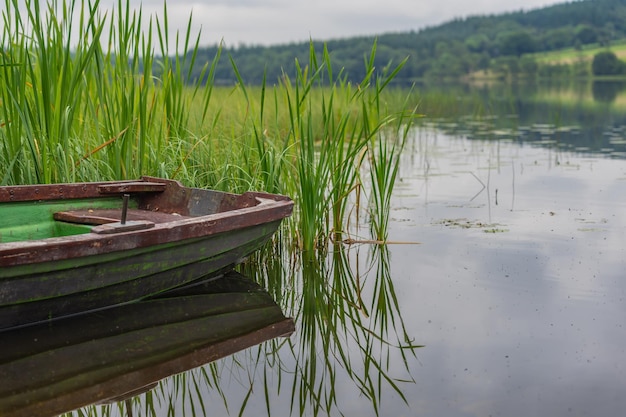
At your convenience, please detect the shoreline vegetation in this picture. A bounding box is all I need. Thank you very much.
[0,0,425,260]
[0,2,423,415]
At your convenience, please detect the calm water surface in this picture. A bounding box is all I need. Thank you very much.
[389,127,626,416]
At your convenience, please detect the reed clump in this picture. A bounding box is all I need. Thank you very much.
[0,0,214,184]
[0,0,417,250]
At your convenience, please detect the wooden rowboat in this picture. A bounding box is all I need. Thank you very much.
[0,271,295,417]
[0,177,293,330]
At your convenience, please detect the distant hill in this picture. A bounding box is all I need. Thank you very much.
[180,0,626,84]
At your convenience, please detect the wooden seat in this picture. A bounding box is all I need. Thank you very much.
[91,220,155,234]
[54,209,190,226]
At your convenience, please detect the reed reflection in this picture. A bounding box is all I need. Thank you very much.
[245,241,421,416]
[67,239,421,417]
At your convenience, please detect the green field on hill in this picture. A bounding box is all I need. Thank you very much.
[531,40,626,64]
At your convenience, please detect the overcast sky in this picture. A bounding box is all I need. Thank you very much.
[119,0,569,48]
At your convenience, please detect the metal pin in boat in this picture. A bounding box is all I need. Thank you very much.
[121,194,130,225]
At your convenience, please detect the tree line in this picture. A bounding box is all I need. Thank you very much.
[175,0,626,85]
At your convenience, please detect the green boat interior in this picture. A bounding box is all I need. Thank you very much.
[0,179,271,244]
[1,199,120,243]
[0,182,174,243]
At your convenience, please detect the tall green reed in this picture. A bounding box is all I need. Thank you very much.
[0,0,215,184]
[228,64,293,195]
[277,40,415,253]
[0,0,105,183]
[366,88,416,242]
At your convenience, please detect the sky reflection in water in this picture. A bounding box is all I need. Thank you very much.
[390,128,626,416]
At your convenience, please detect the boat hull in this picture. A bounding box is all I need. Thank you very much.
[0,177,293,330]
[0,221,281,329]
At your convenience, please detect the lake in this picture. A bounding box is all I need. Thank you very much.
[379,80,626,416]
[9,80,626,417]
[389,127,625,416]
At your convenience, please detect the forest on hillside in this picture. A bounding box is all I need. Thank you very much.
[177,0,626,84]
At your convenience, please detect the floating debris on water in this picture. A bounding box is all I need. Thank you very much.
[435,218,508,232]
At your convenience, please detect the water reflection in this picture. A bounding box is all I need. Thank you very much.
[420,80,626,158]
[238,242,421,416]
[0,271,294,417]
[1,227,420,417]
[591,80,626,103]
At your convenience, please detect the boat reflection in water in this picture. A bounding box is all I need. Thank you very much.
[0,271,294,417]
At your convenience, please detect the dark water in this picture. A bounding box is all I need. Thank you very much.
[35,81,626,416]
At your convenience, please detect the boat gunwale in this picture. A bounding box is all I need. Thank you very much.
[0,178,293,268]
